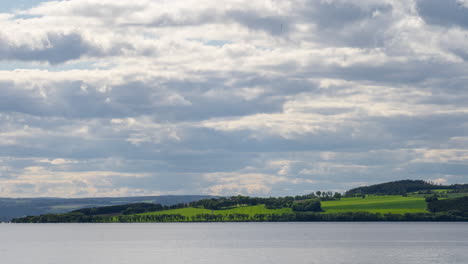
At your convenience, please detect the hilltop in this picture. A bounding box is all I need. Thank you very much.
[345,180,468,196]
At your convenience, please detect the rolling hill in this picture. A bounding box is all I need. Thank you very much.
[0,195,214,222]
[9,180,468,222]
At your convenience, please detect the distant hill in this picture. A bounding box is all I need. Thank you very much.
[345,180,468,197]
[12,190,468,223]
[0,195,214,222]
[10,180,468,223]
[6,180,468,223]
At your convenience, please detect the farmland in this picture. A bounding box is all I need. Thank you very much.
[138,205,293,217]
[134,195,429,217]
[321,196,428,214]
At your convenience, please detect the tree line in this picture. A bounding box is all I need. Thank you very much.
[188,193,338,210]
[12,211,468,223]
[426,196,468,217]
[345,180,468,196]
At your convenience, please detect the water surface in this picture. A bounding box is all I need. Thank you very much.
[1,222,467,264]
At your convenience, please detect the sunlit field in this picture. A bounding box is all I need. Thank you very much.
[321,196,428,214]
[138,205,293,217]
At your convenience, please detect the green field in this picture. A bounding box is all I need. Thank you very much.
[136,195,430,217]
[138,205,292,217]
[410,192,468,199]
[321,195,428,214]
[444,193,468,198]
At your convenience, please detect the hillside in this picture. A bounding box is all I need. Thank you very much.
[138,205,293,217]
[0,195,214,222]
[345,180,468,196]
[427,196,468,215]
[13,194,468,222]
[10,180,468,223]
[322,196,428,214]
[12,196,322,223]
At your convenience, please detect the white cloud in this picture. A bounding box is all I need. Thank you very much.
[429,178,448,185]
[0,165,152,197]
[203,172,289,196]
[411,149,468,163]
[39,158,79,165]
[111,117,182,145]
[0,0,467,197]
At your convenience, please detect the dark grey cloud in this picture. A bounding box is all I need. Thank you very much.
[301,1,392,29]
[179,126,396,154]
[418,0,468,28]
[0,72,299,120]
[0,32,135,64]
[226,11,290,35]
[0,81,43,114]
[370,114,468,146]
[0,81,115,118]
[294,1,393,47]
[418,81,468,105]
[0,33,96,64]
[302,59,468,85]
[449,47,468,62]
[406,162,468,176]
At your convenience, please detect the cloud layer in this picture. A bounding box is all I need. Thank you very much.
[0,0,467,197]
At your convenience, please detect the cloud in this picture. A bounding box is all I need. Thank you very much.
[300,1,393,30]
[226,10,290,35]
[203,172,289,196]
[417,0,468,28]
[39,158,79,165]
[0,165,151,197]
[0,0,467,197]
[0,32,103,64]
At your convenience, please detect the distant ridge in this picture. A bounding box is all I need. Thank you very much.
[0,195,214,222]
[345,180,468,197]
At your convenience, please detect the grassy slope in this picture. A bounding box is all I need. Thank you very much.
[444,193,468,198]
[410,192,468,199]
[135,195,430,217]
[137,205,293,217]
[321,195,428,214]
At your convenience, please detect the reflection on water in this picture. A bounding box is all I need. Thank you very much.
[1,222,467,264]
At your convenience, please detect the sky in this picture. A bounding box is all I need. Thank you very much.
[0,0,467,198]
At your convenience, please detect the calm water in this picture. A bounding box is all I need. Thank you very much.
[1,222,467,264]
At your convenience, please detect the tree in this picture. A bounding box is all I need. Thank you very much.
[333,192,342,199]
[292,200,322,212]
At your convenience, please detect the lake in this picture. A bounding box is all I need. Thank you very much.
[1,222,467,264]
